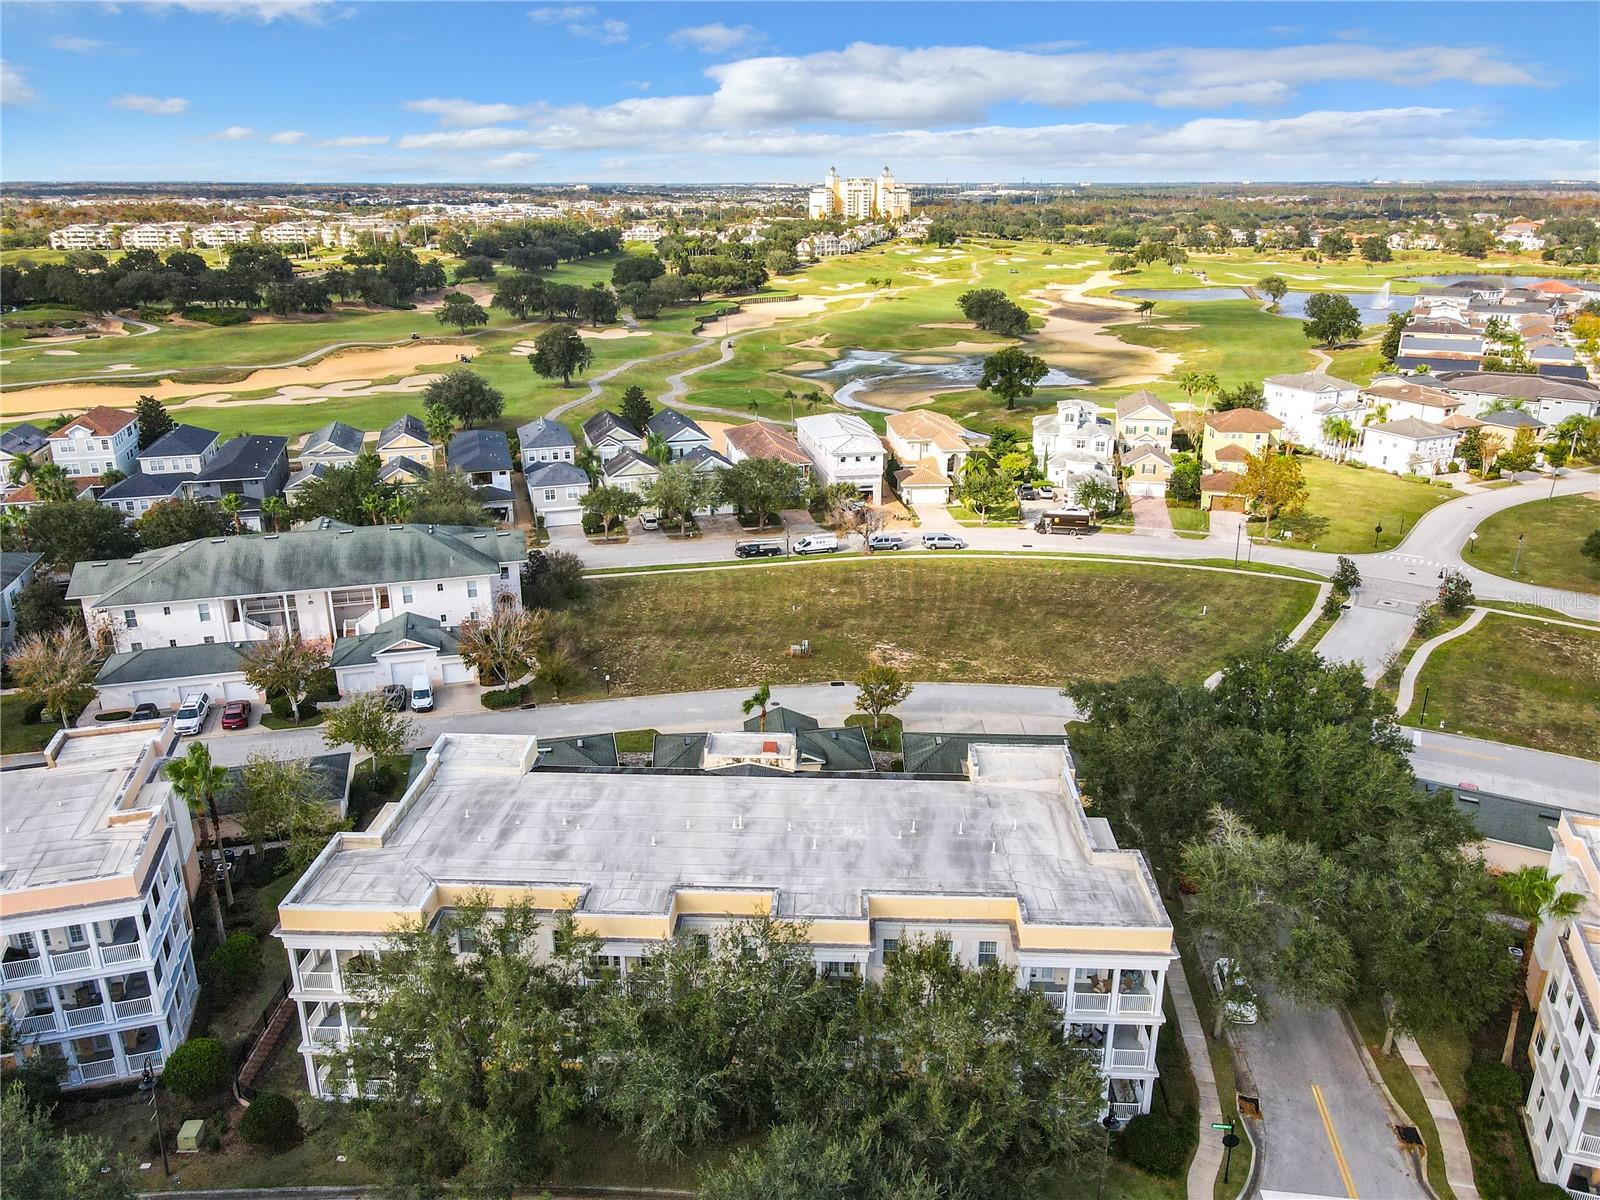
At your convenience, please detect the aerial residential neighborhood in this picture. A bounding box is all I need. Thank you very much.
[1,3,1598,1200]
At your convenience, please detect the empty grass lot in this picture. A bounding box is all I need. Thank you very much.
[579,559,1315,695]
[1467,493,1600,595]
[1248,456,1457,553]
[1403,613,1600,756]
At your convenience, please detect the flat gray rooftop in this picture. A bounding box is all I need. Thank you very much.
[0,728,164,894]
[290,735,1166,929]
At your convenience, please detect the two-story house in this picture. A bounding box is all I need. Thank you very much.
[582,412,646,462]
[1032,398,1116,503]
[299,422,365,470]
[724,422,813,477]
[516,418,578,468]
[1261,374,1363,455]
[1,551,43,650]
[1363,377,1466,425]
[600,447,660,497]
[0,423,49,490]
[1201,410,1282,474]
[376,415,436,470]
[795,413,885,504]
[883,411,976,507]
[1113,391,1176,452]
[0,722,201,1090]
[183,435,289,531]
[645,409,712,460]
[447,430,514,521]
[99,425,222,517]
[47,407,139,479]
[1355,418,1460,475]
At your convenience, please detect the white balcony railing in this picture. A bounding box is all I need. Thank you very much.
[114,996,153,1021]
[1,958,43,983]
[1071,991,1111,1013]
[100,943,142,966]
[1578,1129,1600,1159]
[15,1012,59,1035]
[1110,1100,1140,1120]
[1040,991,1068,1012]
[1110,1047,1151,1070]
[299,970,337,993]
[125,1051,163,1074]
[49,949,93,973]
[1116,993,1157,1015]
[76,1059,119,1083]
[309,1024,344,1044]
[64,1004,107,1029]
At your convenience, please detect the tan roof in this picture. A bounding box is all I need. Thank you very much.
[884,409,971,454]
[1114,389,1175,420]
[1363,378,1460,409]
[724,421,810,467]
[4,476,102,503]
[51,405,135,438]
[1123,444,1173,467]
[1529,279,1584,295]
[1441,413,1484,430]
[1200,470,1240,493]
[1213,444,1249,463]
[895,460,950,489]
[1204,409,1282,434]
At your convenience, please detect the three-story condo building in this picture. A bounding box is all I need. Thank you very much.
[275,735,1175,1115]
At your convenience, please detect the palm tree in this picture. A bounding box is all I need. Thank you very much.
[783,389,798,422]
[217,492,245,533]
[1321,415,1358,463]
[742,683,772,732]
[575,445,602,483]
[1363,402,1391,428]
[7,450,40,485]
[384,492,414,524]
[1500,866,1584,1064]
[32,463,74,505]
[165,742,234,939]
[644,432,673,466]
[359,493,387,525]
[260,495,288,532]
[803,390,825,413]
[1136,299,1156,323]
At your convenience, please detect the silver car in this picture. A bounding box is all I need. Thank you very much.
[920,532,968,550]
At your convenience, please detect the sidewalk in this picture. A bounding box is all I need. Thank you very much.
[1168,956,1227,1199]
[1397,1034,1480,1200]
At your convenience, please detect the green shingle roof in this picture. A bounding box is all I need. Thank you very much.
[741,706,821,734]
[652,732,706,769]
[900,732,1070,776]
[536,733,620,768]
[95,641,249,685]
[331,612,461,668]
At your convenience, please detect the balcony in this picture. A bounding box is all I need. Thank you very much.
[64,1003,107,1029]
[1071,987,1111,1013]
[49,948,93,974]
[1,953,42,984]
[1580,1131,1600,1158]
[14,1011,60,1036]
[75,1058,120,1084]
[125,1050,163,1074]
[98,919,143,966]
[108,974,153,1022]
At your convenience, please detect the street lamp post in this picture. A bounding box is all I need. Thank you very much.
[140,1062,170,1176]
[1512,532,1525,576]
[1096,1112,1123,1200]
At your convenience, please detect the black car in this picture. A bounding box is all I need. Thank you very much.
[734,540,785,559]
[1017,486,1040,501]
[379,683,409,711]
[129,703,160,722]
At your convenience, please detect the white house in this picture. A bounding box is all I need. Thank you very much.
[119,223,189,250]
[0,722,201,1090]
[93,643,258,711]
[67,523,528,656]
[1262,373,1363,454]
[646,409,713,460]
[1434,372,1600,424]
[1,551,42,650]
[525,462,590,528]
[795,413,885,504]
[48,224,116,250]
[516,418,578,468]
[1033,399,1116,493]
[299,422,365,470]
[1356,418,1459,475]
[138,425,220,477]
[190,221,257,248]
[1363,377,1466,424]
[47,407,139,479]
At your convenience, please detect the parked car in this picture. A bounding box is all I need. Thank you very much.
[379,683,409,711]
[1035,484,1055,498]
[791,533,840,555]
[219,700,252,730]
[1016,486,1040,501]
[129,703,160,723]
[920,532,968,550]
[172,692,211,736]
[638,512,660,531]
[867,532,908,551]
[410,674,435,713]
[734,539,785,559]
[1210,957,1259,1025]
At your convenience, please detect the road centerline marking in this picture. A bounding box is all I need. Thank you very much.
[1312,1082,1359,1198]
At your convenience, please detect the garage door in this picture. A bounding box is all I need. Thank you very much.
[544,507,582,527]
[131,686,181,710]
[1127,480,1164,498]
[441,659,473,685]
[340,670,381,694]
[223,680,258,701]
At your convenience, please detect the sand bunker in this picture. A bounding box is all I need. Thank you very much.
[1,342,461,419]
[178,374,443,410]
[43,349,80,356]
[824,282,866,292]
[919,322,979,331]
[578,328,653,340]
[101,363,137,372]
[1026,270,1184,389]
[694,292,850,337]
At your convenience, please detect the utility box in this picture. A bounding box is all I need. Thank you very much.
[176,1119,206,1153]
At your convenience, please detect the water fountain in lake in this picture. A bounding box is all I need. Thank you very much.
[1374,281,1393,309]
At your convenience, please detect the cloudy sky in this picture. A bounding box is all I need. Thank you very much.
[1,1,1596,184]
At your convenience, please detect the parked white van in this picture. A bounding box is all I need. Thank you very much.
[791,533,840,555]
[410,674,436,713]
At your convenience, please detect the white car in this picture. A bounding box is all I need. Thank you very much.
[172,692,211,736]
[920,532,968,550]
[1210,957,1259,1025]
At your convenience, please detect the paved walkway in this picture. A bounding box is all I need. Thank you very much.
[1168,957,1227,1199]
[1394,606,1488,714]
[1397,1034,1481,1200]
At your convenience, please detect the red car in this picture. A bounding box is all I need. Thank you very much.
[220,700,253,730]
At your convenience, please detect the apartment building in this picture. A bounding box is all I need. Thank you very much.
[48,406,140,478]
[259,220,329,249]
[807,166,913,221]
[120,222,190,250]
[796,413,885,504]
[276,735,1174,1114]
[191,221,258,248]
[1525,814,1600,1191]
[48,224,117,250]
[0,723,201,1090]
[67,522,528,655]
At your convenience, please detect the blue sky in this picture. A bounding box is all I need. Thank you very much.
[2,1,1596,184]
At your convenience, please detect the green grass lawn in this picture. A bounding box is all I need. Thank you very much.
[1402,613,1600,755]
[1247,456,1458,553]
[1166,502,1210,534]
[579,558,1315,695]
[0,694,62,755]
[1467,493,1600,594]
[1348,1000,1457,1200]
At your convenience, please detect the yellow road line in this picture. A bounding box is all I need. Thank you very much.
[1312,1082,1359,1198]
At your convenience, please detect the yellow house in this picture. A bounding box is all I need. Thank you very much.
[1114,390,1176,451]
[1122,445,1174,498]
[1202,409,1283,474]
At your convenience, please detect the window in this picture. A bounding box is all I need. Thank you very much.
[1579,1006,1588,1036]
[544,488,558,501]
[1551,979,1561,1005]
[1560,1062,1570,1090]
[1588,1036,1595,1064]
[977,941,998,966]
[1538,1029,1548,1056]
[123,609,138,628]
[197,603,211,622]
[466,581,478,599]
[203,636,215,645]
[567,487,581,499]
[1545,1117,1555,1142]
[882,938,899,961]
[130,641,143,651]
[401,587,414,604]
[67,925,87,947]
[436,583,445,593]
[16,932,35,954]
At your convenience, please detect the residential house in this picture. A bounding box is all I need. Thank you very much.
[100,424,223,517]
[275,734,1173,1116]
[795,413,885,504]
[1199,471,1246,512]
[331,612,473,695]
[1033,399,1117,501]
[0,424,49,487]
[885,410,975,481]
[1362,377,1466,425]
[1201,409,1282,474]
[376,415,436,470]
[184,435,289,531]
[284,463,329,500]
[99,472,193,518]
[1434,372,1600,424]
[581,411,646,463]
[298,422,365,470]
[0,722,201,1090]
[93,642,258,712]
[47,407,139,479]
[525,462,590,528]
[447,430,514,522]
[1112,391,1175,452]
[1262,373,1363,454]
[1356,419,1459,475]
[67,523,528,658]
[377,457,430,489]
[1478,409,1547,453]
[651,723,874,773]
[516,418,578,468]
[1396,331,1486,374]
[646,409,713,460]
[601,448,660,498]
[681,446,734,514]
[1497,220,1545,252]
[1123,446,1175,499]
[1,551,43,650]
[723,422,813,476]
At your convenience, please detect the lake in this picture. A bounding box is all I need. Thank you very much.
[801,349,1086,413]
[1112,287,1416,321]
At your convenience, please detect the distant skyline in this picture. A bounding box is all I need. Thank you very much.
[1,1,1596,185]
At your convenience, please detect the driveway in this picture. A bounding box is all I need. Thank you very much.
[913,502,962,532]
[1130,496,1173,535]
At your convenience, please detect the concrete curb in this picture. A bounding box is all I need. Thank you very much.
[1166,957,1227,1199]
[1395,607,1488,716]
[1398,1034,1481,1200]
[1339,1008,1440,1200]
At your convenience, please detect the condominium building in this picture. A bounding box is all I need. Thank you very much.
[329,219,402,247]
[0,723,201,1090]
[259,220,329,249]
[120,222,190,250]
[191,221,258,248]
[1525,814,1600,1192]
[48,224,117,250]
[807,166,913,221]
[276,735,1175,1113]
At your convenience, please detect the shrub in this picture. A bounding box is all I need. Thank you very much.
[1115,1109,1196,1177]
[182,307,251,327]
[267,696,320,722]
[1413,601,1443,639]
[95,710,132,723]
[1438,570,1475,616]
[162,1038,230,1101]
[1320,593,1344,620]
[239,1091,302,1150]
[581,512,605,535]
[481,686,527,710]
[1465,1061,1524,1109]
[1519,1184,1571,1200]
[205,932,261,1004]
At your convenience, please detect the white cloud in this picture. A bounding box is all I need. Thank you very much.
[487,151,542,171]
[404,97,530,127]
[317,134,389,147]
[149,1,350,25]
[527,5,627,43]
[48,36,117,53]
[1,60,38,107]
[267,129,306,144]
[669,22,759,54]
[110,93,189,115]
[203,124,257,140]
[397,127,541,150]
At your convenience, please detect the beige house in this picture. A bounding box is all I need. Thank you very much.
[884,411,976,506]
[376,414,437,470]
[1114,391,1175,451]
[1202,410,1282,474]
[1123,445,1175,499]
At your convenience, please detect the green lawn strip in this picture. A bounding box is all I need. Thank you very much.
[1466,494,1600,595]
[1347,1001,1456,1200]
[0,693,62,755]
[612,728,659,755]
[1166,502,1210,534]
[579,558,1313,697]
[1376,608,1472,706]
[259,711,326,731]
[1297,606,1342,651]
[1400,612,1600,755]
[1246,457,1458,554]
[1475,599,1600,627]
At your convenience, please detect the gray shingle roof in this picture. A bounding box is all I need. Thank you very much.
[99,471,193,500]
[95,641,249,685]
[378,413,428,449]
[448,429,512,473]
[0,424,48,458]
[517,417,577,452]
[796,727,874,771]
[525,461,589,488]
[582,411,641,444]
[536,733,620,768]
[682,446,732,471]
[1,551,41,591]
[602,447,657,480]
[1435,371,1600,403]
[1368,418,1457,439]
[302,421,364,457]
[1478,409,1545,429]
[647,409,706,441]
[141,424,219,459]
[1264,372,1359,393]
[68,523,527,606]
[377,456,429,483]
[742,707,821,734]
[194,435,287,482]
[285,463,329,493]
[331,611,460,668]
[652,732,706,769]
